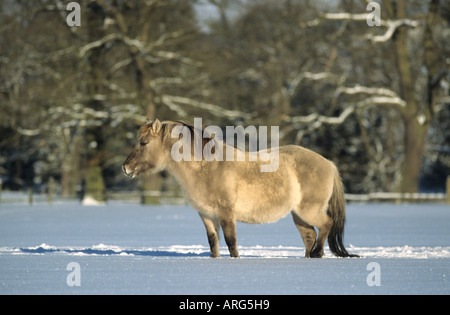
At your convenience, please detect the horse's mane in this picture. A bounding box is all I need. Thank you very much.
[141,120,214,148]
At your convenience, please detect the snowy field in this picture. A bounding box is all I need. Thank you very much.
[0,200,449,295]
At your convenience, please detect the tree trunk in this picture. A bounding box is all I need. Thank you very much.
[400,118,429,193]
[141,174,162,205]
[83,2,107,203]
[84,165,106,202]
[396,0,440,193]
[61,131,82,198]
[392,0,422,193]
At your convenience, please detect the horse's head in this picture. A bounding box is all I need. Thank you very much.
[122,119,167,178]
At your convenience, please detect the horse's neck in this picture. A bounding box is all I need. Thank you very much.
[166,159,203,191]
[164,141,243,189]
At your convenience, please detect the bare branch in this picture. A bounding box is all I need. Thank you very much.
[300,13,371,28]
[109,58,133,74]
[335,85,402,99]
[288,72,345,97]
[365,19,421,43]
[301,11,421,43]
[78,33,122,57]
[148,51,203,66]
[159,96,188,117]
[148,31,187,49]
[286,95,406,126]
[78,33,146,58]
[161,95,253,120]
[287,94,407,145]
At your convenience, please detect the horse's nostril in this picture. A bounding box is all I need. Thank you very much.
[122,164,137,178]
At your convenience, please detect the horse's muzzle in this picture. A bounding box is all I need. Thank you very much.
[122,164,136,178]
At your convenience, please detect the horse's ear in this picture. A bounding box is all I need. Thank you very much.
[151,118,162,133]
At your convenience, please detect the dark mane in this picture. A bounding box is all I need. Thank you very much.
[142,120,214,149]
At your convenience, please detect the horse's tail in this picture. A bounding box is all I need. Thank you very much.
[327,164,359,258]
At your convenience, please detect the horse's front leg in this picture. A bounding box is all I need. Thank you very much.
[200,214,220,258]
[220,218,239,258]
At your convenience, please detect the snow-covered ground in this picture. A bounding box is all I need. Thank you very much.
[0,201,449,294]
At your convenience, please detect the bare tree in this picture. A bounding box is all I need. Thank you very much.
[282,0,449,193]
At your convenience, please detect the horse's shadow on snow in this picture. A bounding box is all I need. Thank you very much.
[19,246,211,257]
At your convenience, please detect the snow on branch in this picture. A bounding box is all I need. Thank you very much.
[160,96,188,117]
[78,33,148,58]
[296,72,337,81]
[323,12,369,22]
[300,13,369,28]
[148,30,187,49]
[364,19,421,43]
[161,95,253,120]
[286,95,406,126]
[288,72,344,97]
[79,33,122,57]
[335,85,402,99]
[300,12,421,43]
[286,94,407,144]
[16,127,41,136]
[78,33,201,67]
[147,51,203,66]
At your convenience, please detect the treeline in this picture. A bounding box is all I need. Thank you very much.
[0,0,449,202]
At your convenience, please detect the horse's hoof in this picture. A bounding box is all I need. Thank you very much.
[310,248,324,258]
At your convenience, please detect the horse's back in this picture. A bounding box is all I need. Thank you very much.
[277,145,334,176]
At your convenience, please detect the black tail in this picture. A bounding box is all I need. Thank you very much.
[327,165,359,258]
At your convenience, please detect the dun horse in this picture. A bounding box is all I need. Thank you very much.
[123,119,358,258]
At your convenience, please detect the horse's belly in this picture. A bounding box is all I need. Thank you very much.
[234,179,301,224]
[235,203,294,224]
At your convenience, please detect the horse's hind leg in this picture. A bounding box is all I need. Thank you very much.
[220,218,239,258]
[291,212,317,258]
[200,214,220,258]
[293,202,333,258]
[310,212,333,258]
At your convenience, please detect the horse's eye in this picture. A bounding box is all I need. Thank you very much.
[140,141,148,147]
